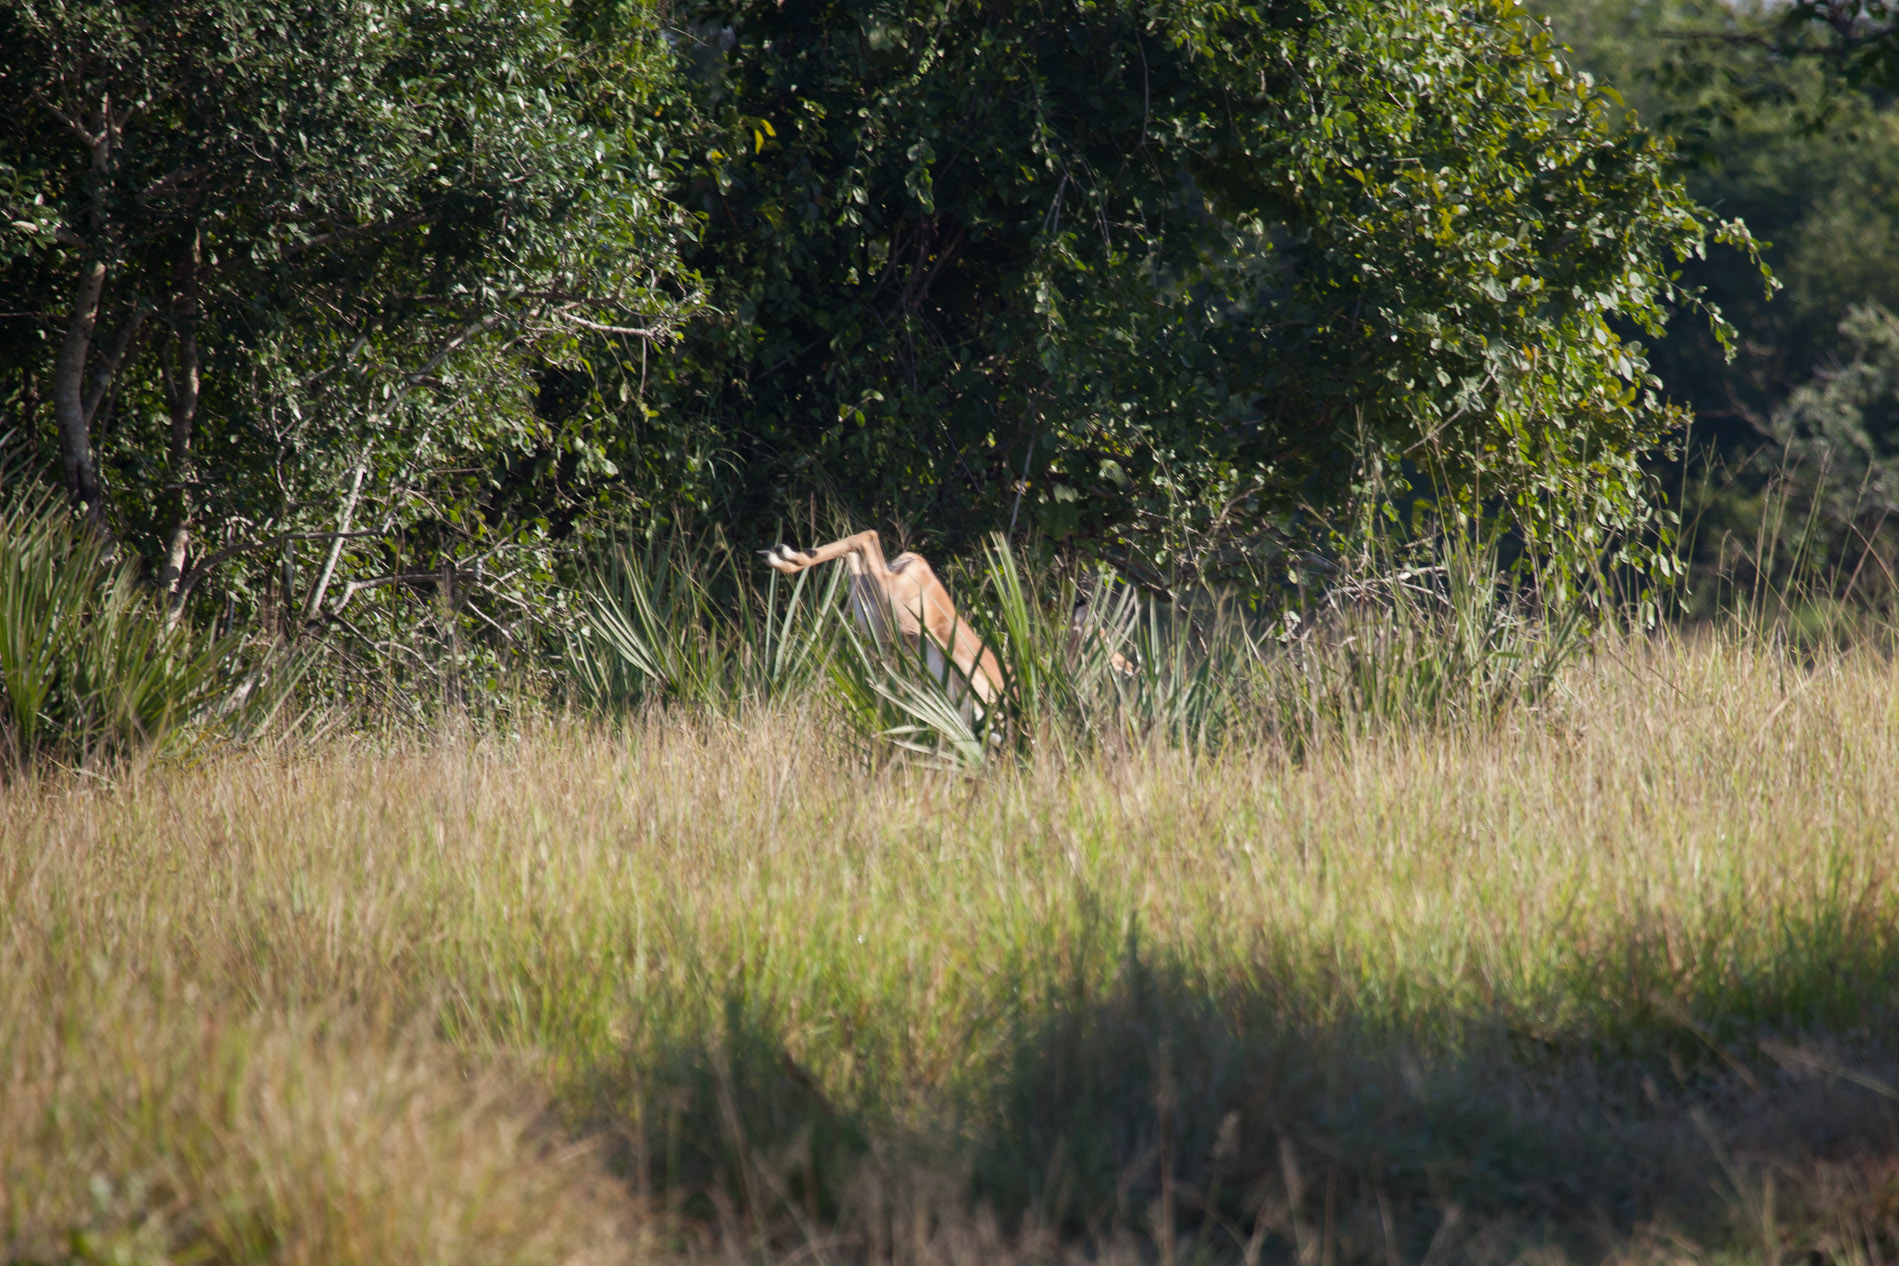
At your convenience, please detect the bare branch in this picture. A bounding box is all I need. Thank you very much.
[404,309,515,384]
[310,320,529,588]
[39,96,101,148]
[294,334,370,394]
[137,163,208,205]
[302,455,370,622]
[558,314,667,337]
[461,596,517,642]
[332,570,455,610]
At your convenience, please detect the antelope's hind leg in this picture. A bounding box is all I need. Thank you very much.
[759,530,891,577]
[760,542,813,575]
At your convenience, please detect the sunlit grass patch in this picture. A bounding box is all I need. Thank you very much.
[0,956,637,1266]
[5,630,1899,1262]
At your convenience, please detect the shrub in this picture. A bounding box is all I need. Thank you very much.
[0,485,236,770]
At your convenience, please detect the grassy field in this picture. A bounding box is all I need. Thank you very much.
[6,628,1899,1265]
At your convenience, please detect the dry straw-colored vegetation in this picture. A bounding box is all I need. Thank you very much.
[6,625,1899,1265]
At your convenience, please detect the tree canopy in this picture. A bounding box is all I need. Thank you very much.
[641,0,1751,578]
[0,0,691,643]
[1,0,1757,651]
[1537,0,1899,605]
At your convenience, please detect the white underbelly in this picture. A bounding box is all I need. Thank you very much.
[848,577,892,646]
[924,640,985,725]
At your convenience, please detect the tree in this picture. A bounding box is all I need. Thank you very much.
[0,0,691,636]
[1759,303,1899,602]
[628,0,1753,580]
[1537,0,1899,604]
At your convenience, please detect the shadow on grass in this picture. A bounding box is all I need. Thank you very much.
[970,935,1899,1265]
[579,921,1899,1264]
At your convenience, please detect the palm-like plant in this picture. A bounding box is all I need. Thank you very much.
[568,538,843,714]
[570,530,1594,768]
[0,486,241,770]
[826,537,1244,767]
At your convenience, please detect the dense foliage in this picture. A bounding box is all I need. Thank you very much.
[0,0,692,681]
[1538,0,1899,607]
[647,0,1749,579]
[0,482,239,767]
[2,0,1759,685]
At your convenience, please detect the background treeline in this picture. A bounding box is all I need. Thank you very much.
[1539,0,1899,615]
[6,0,1899,720]
[1,0,1756,699]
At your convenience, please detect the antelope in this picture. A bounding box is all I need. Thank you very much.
[761,531,1138,726]
[761,531,1006,716]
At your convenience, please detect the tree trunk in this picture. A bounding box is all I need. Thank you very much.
[158,326,199,607]
[52,255,107,516]
[159,232,202,610]
[52,96,120,524]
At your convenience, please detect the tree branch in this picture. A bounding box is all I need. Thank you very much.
[81,303,152,427]
[556,314,667,337]
[39,96,102,148]
[301,455,369,623]
[300,310,515,620]
[279,211,433,260]
[332,570,455,610]
[137,163,208,205]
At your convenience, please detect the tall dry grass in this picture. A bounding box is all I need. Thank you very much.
[6,628,1899,1264]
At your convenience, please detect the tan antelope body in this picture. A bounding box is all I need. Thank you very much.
[761,531,1006,712]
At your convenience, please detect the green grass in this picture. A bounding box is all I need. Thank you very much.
[7,626,1899,1263]
[569,530,1592,767]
